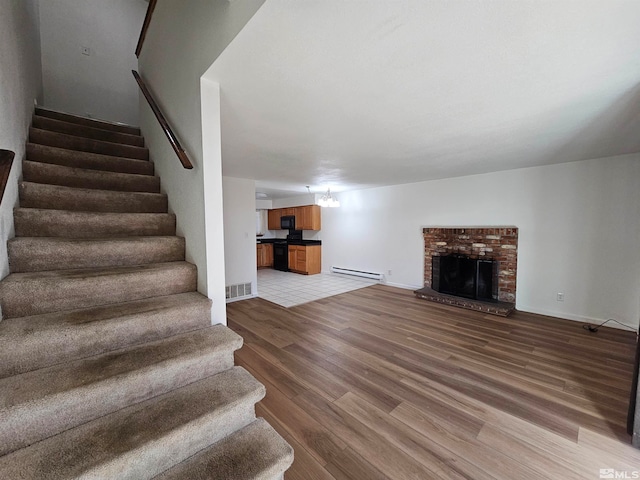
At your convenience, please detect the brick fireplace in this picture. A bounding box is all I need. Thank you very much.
[415,226,518,316]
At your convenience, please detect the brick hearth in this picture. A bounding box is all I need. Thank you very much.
[417,226,518,315]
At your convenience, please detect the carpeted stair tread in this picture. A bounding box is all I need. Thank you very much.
[35,106,141,136]
[14,208,176,238]
[155,418,294,480]
[32,115,145,147]
[30,127,148,160]
[20,181,168,213]
[8,236,185,272]
[27,143,154,175]
[0,106,293,478]
[23,160,160,193]
[0,261,197,318]
[0,292,212,378]
[0,367,262,479]
[0,326,244,456]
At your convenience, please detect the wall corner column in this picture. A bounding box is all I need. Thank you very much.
[200,77,226,325]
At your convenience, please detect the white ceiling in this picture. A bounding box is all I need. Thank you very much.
[204,0,640,199]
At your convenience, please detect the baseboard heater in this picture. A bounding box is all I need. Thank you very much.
[331,266,383,281]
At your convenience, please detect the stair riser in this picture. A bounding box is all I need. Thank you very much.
[9,237,185,273]
[14,209,176,238]
[35,107,141,135]
[108,404,257,480]
[0,368,262,479]
[0,295,211,378]
[23,161,160,193]
[0,350,238,456]
[0,263,197,318]
[30,128,149,160]
[33,116,145,147]
[156,419,294,480]
[20,182,168,213]
[27,143,154,175]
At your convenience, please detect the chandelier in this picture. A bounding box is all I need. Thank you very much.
[317,188,340,208]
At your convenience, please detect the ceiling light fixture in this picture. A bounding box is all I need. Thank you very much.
[317,188,340,208]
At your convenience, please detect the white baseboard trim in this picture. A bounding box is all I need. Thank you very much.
[382,281,422,291]
[516,305,638,332]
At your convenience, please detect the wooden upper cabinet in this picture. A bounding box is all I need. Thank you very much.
[267,209,281,230]
[267,205,321,231]
[295,205,321,231]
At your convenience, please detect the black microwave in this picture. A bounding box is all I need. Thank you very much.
[280,215,295,230]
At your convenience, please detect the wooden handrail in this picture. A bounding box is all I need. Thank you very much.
[133,70,193,169]
[135,0,157,58]
[0,149,15,205]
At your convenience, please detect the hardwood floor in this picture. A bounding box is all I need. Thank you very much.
[227,284,640,480]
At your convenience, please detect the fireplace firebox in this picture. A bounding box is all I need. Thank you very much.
[432,254,497,301]
[417,227,517,316]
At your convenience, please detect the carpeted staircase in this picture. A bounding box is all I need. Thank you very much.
[0,108,293,479]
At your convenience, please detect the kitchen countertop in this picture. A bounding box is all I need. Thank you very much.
[257,238,321,246]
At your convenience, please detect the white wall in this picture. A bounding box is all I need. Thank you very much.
[255,200,272,238]
[138,0,264,323]
[38,0,146,125]
[223,176,257,299]
[0,0,43,286]
[272,194,320,209]
[256,199,272,210]
[321,155,640,329]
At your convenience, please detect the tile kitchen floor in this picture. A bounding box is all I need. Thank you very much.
[257,269,378,308]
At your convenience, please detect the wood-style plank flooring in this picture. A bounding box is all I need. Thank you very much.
[227,284,640,480]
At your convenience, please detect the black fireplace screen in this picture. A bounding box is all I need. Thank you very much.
[432,254,498,301]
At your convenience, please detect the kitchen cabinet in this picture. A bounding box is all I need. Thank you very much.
[256,243,273,268]
[288,245,321,275]
[267,210,281,230]
[267,205,321,231]
[295,205,321,231]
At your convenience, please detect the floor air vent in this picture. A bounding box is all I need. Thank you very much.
[226,283,252,300]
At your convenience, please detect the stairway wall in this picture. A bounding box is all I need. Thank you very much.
[37,0,147,125]
[0,0,43,283]
[138,0,265,324]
